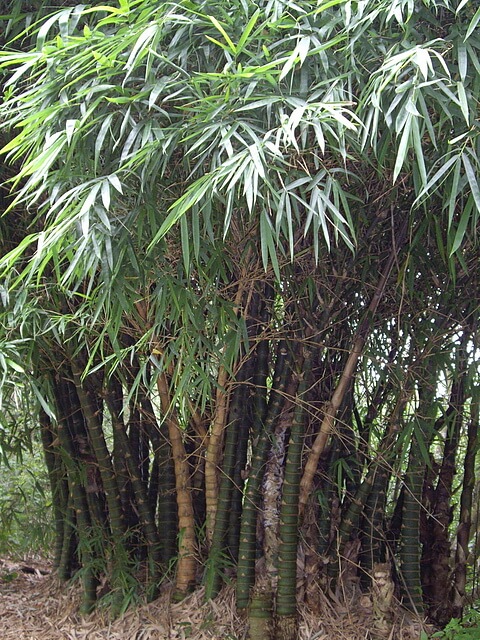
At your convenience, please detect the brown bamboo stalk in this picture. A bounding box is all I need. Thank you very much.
[299,222,407,515]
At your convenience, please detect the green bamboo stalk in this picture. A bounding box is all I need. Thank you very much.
[251,285,271,441]
[61,374,108,529]
[337,390,360,511]
[299,223,408,515]
[451,392,478,618]
[69,479,99,615]
[399,368,437,614]
[227,355,257,564]
[252,335,269,439]
[131,404,150,488]
[359,463,390,588]
[236,340,291,610]
[205,359,251,600]
[128,404,141,462]
[39,408,66,570]
[57,495,77,582]
[228,290,268,563]
[148,454,160,518]
[329,472,375,582]
[316,437,342,558]
[275,350,311,640]
[227,399,251,561]
[70,363,126,536]
[113,433,138,531]
[156,371,197,599]
[317,489,333,557]
[156,416,178,566]
[399,464,425,613]
[248,582,273,640]
[355,369,398,587]
[186,423,206,531]
[339,415,401,584]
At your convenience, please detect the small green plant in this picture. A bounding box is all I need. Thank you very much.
[1,570,18,582]
[177,621,193,638]
[431,609,480,640]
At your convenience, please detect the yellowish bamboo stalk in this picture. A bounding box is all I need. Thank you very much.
[135,298,200,593]
[204,277,249,543]
[156,372,197,595]
[205,364,230,543]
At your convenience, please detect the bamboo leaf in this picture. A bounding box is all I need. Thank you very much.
[101,180,111,211]
[465,6,480,41]
[124,23,158,72]
[180,215,190,276]
[456,81,469,124]
[107,174,123,194]
[147,174,213,252]
[393,115,412,182]
[411,116,427,187]
[65,119,78,145]
[259,211,280,280]
[208,16,236,55]
[95,113,114,170]
[415,154,458,204]
[79,183,102,227]
[462,153,480,214]
[236,9,261,55]
[36,8,75,50]
[414,47,432,81]
[280,37,310,81]
[447,156,461,232]
[457,41,467,81]
[248,143,265,179]
[314,0,347,13]
[449,202,472,256]
[456,0,470,12]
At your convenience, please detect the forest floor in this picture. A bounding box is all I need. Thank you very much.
[0,558,434,640]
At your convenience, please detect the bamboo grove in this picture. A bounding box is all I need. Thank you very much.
[0,1,479,637]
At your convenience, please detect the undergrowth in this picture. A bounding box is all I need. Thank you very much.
[0,447,53,558]
[429,607,480,640]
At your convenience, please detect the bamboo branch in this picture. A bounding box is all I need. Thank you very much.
[299,221,407,515]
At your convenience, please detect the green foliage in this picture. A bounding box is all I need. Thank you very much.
[0,449,53,557]
[431,609,480,640]
[0,0,478,416]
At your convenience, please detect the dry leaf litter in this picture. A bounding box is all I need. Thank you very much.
[1,558,434,639]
